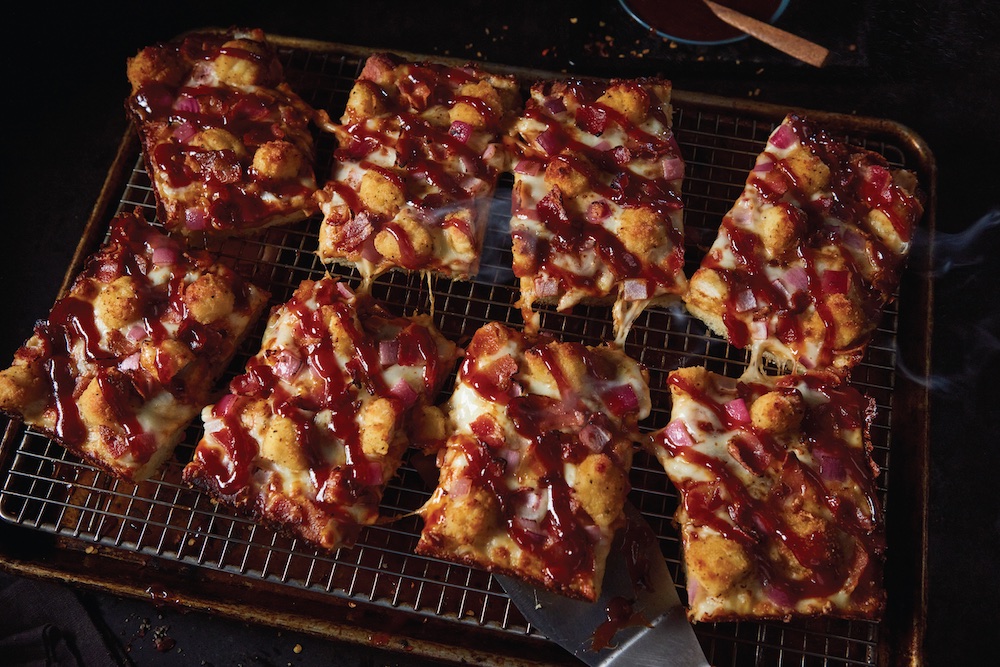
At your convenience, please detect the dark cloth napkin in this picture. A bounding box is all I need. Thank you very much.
[0,572,121,667]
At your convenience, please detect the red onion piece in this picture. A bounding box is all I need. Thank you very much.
[174,95,200,114]
[543,96,566,115]
[771,278,792,306]
[214,393,239,417]
[664,419,695,450]
[603,384,639,415]
[513,159,543,175]
[448,475,472,498]
[172,122,197,143]
[735,288,758,313]
[449,120,472,144]
[820,269,850,294]
[120,352,141,371]
[579,424,612,453]
[753,157,774,173]
[769,122,796,150]
[816,449,847,482]
[662,156,685,181]
[335,281,355,300]
[379,340,400,367]
[127,325,147,342]
[724,398,751,424]
[152,245,178,266]
[185,208,207,231]
[536,128,560,155]
[623,279,649,301]
[272,349,302,380]
[354,459,384,486]
[482,142,498,161]
[389,378,419,407]
[586,200,612,223]
[534,275,560,298]
[784,265,810,292]
[592,139,612,152]
[750,320,769,341]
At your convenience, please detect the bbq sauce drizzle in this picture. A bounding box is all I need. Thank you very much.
[705,115,921,370]
[31,213,253,462]
[441,328,643,591]
[658,372,884,606]
[130,32,315,232]
[327,57,505,272]
[193,279,447,541]
[511,79,685,302]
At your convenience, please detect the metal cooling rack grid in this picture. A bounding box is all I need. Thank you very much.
[0,39,919,667]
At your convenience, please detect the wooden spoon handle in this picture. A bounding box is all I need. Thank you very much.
[703,0,830,67]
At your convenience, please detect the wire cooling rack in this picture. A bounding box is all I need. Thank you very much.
[0,36,929,667]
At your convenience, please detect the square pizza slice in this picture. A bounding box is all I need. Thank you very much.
[182,277,460,552]
[683,113,924,375]
[126,28,319,236]
[0,209,270,481]
[415,322,651,601]
[315,53,521,284]
[508,77,688,343]
[649,366,885,622]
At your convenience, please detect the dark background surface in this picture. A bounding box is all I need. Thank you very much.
[2,1,998,665]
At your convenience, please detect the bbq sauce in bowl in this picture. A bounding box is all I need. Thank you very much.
[620,0,789,45]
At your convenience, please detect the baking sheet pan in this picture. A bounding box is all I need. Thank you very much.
[0,33,933,667]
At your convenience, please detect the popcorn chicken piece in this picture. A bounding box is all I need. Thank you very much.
[0,364,44,412]
[782,147,831,196]
[618,206,668,256]
[358,169,406,219]
[750,390,805,434]
[183,273,236,324]
[344,80,388,121]
[450,80,504,128]
[77,375,119,428]
[824,292,868,349]
[544,156,590,198]
[213,38,269,86]
[126,46,187,93]
[360,396,401,459]
[373,212,434,266]
[432,483,500,546]
[758,204,801,259]
[252,140,305,180]
[685,531,752,597]
[260,414,307,471]
[95,276,143,330]
[190,128,247,157]
[596,83,650,125]
[139,339,196,385]
[573,453,628,526]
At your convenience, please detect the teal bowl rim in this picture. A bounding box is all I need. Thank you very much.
[619,0,792,46]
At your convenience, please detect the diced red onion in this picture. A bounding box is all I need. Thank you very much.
[664,419,695,450]
[753,157,774,173]
[502,447,521,471]
[120,352,141,371]
[449,120,472,144]
[513,158,543,176]
[389,378,418,407]
[511,516,545,544]
[579,424,612,453]
[769,122,796,150]
[592,139,612,152]
[724,398,751,424]
[379,339,400,367]
[214,393,239,417]
[354,459,384,486]
[152,245,178,266]
[536,128,560,155]
[543,97,566,115]
[583,523,604,543]
[750,320,769,341]
[816,449,847,482]
[482,142,499,161]
[623,279,649,301]
[127,325,147,342]
[603,384,639,415]
[272,349,302,380]
[820,269,850,294]
[185,208,207,231]
[586,200,612,223]
[534,275,560,298]
[662,156,685,181]
[842,228,868,251]
[172,122,197,143]
[763,580,796,607]
[784,265,810,292]
[335,281,355,300]
[175,94,200,114]
[448,476,472,498]
[735,288,757,313]
[770,278,792,305]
